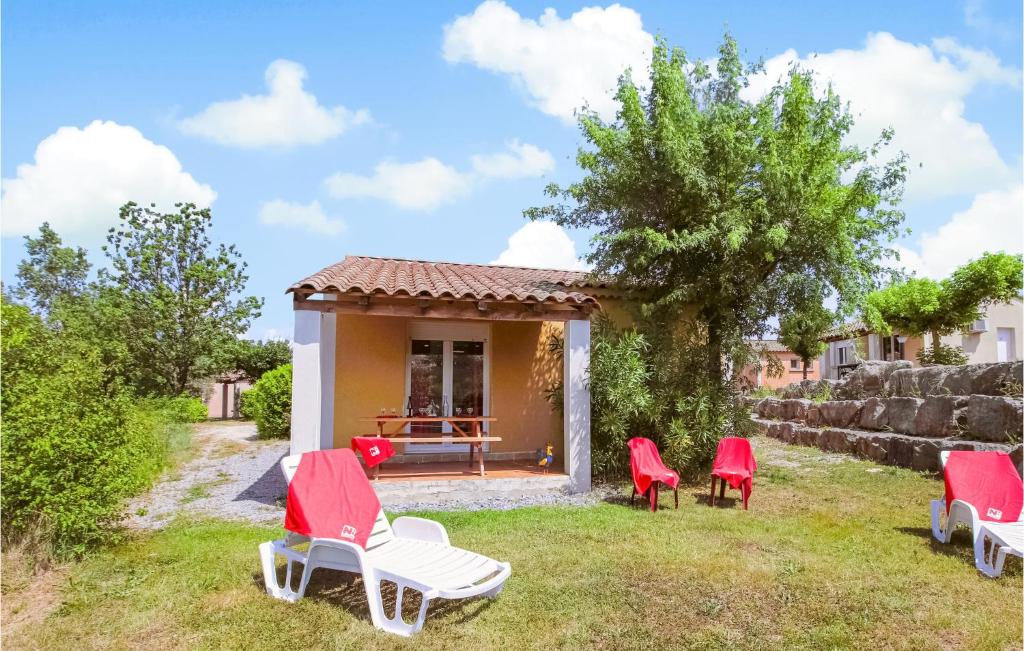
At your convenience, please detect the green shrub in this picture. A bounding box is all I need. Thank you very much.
[1,299,182,557]
[917,342,969,366]
[237,388,254,420]
[244,364,292,439]
[749,385,779,399]
[140,395,208,423]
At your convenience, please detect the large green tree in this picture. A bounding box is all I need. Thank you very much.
[13,222,91,316]
[528,35,907,393]
[863,252,1023,364]
[217,338,292,382]
[102,202,264,394]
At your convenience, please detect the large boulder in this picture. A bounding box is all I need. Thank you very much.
[913,395,967,438]
[818,400,864,428]
[966,395,1024,443]
[858,397,888,430]
[837,360,912,399]
[890,361,1024,397]
[780,399,813,422]
[756,398,783,419]
[884,397,924,435]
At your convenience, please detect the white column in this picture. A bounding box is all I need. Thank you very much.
[290,305,337,455]
[563,319,592,493]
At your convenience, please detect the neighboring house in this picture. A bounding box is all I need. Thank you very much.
[202,371,251,419]
[739,340,820,390]
[285,256,628,493]
[819,299,1023,379]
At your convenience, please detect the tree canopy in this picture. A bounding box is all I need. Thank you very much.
[778,303,834,379]
[863,252,1023,363]
[13,222,91,316]
[217,338,292,382]
[528,34,907,391]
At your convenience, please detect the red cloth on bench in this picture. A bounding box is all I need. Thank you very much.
[628,437,680,495]
[351,436,395,468]
[944,451,1022,523]
[712,437,757,502]
[284,449,381,549]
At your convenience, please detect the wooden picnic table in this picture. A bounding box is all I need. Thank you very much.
[357,416,500,477]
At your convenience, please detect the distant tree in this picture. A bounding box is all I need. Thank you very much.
[102,202,264,394]
[13,223,91,316]
[778,303,835,380]
[863,252,1023,365]
[218,338,292,382]
[528,34,907,419]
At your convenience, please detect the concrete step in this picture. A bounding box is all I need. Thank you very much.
[753,417,1022,472]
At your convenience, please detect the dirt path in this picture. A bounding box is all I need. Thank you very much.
[125,420,289,529]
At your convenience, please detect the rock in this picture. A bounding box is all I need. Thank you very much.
[966,395,1024,443]
[885,397,924,435]
[913,395,967,438]
[819,428,855,453]
[911,439,941,471]
[818,400,864,428]
[890,361,1024,397]
[859,397,888,430]
[757,398,783,419]
[805,405,821,427]
[1011,445,1023,476]
[781,399,812,422]
[838,360,912,399]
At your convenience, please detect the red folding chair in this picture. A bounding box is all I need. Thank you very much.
[710,437,757,510]
[628,437,680,512]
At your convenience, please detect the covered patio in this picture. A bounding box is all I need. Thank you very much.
[286,256,604,494]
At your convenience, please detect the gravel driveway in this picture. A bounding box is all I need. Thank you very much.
[126,421,289,529]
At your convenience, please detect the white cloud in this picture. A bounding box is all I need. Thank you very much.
[260,327,292,343]
[1,120,216,239]
[443,1,653,123]
[259,199,345,236]
[894,184,1023,279]
[178,59,370,148]
[471,140,555,178]
[491,221,589,270]
[324,141,553,211]
[744,33,1020,201]
[325,158,472,211]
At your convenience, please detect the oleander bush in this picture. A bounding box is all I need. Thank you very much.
[242,364,292,439]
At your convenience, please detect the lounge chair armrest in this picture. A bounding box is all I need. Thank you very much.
[391,517,450,545]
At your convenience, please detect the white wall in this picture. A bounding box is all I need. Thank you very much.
[939,300,1023,363]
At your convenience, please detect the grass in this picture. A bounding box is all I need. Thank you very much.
[181,473,232,504]
[2,437,1021,650]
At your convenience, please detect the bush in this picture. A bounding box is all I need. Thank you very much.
[1,299,175,556]
[141,395,208,423]
[917,342,969,366]
[244,364,292,438]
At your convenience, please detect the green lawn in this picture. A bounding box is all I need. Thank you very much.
[4,438,1021,650]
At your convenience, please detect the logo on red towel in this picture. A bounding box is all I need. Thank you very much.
[340,524,357,540]
[987,507,1003,519]
[368,445,380,457]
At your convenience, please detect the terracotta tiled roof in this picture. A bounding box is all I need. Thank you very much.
[823,320,869,341]
[288,256,607,305]
[747,339,790,353]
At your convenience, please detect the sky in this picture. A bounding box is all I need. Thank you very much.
[3,0,1022,341]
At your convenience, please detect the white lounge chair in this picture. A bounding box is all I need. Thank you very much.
[259,453,511,636]
[931,450,1024,578]
[974,520,1024,578]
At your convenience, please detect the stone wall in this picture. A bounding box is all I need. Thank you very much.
[752,360,1023,472]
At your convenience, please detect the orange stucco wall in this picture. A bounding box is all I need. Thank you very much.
[331,314,564,458]
[740,350,820,390]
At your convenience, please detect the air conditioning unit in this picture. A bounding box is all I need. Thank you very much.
[969,319,989,333]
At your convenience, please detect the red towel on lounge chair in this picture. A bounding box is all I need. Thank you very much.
[284,449,382,549]
[628,437,680,495]
[943,451,1023,523]
[351,436,395,468]
[712,437,757,501]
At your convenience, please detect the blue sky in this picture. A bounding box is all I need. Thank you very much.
[3,0,1022,340]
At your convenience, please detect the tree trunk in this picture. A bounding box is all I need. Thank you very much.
[802,359,808,380]
[706,316,723,388]
[931,330,940,351]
